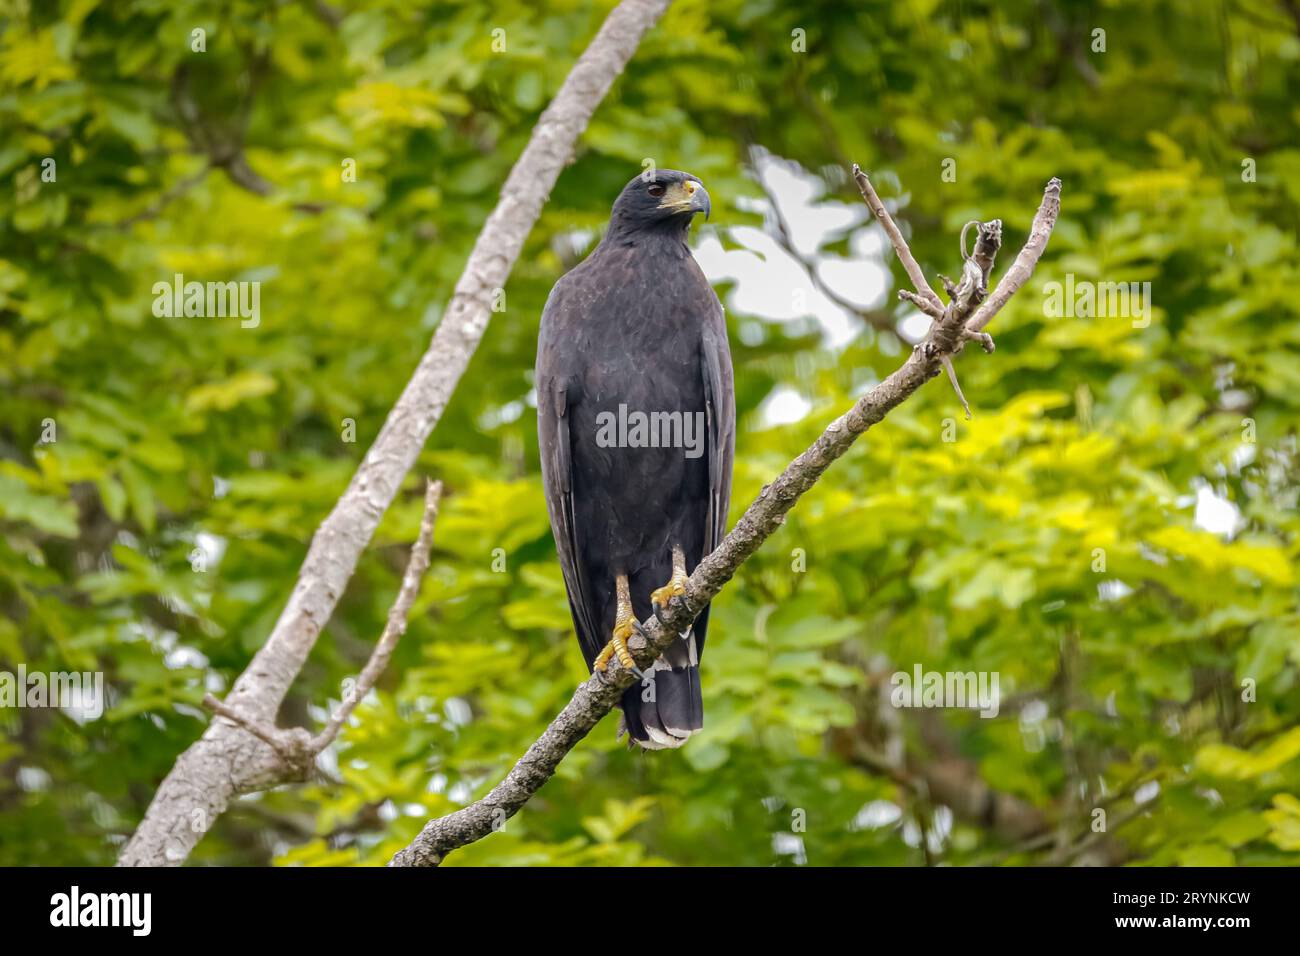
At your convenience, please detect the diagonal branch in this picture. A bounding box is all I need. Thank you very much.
[966,178,1061,334]
[118,0,674,867]
[390,174,1062,867]
[899,288,944,319]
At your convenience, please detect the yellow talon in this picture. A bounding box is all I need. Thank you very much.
[651,545,689,609]
[650,578,685,608]
[594,618,637,673]
[593,574,642,676]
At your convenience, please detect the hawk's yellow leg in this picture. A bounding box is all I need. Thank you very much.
[650,545,689,611]
[593,574,641,676]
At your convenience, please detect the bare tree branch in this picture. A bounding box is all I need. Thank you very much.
[851,164,944,312]
[899,288,944,319]
[851,163,1008,417]
[941,355,972,419]
[117,0,674,867]
[390,174,1062,867]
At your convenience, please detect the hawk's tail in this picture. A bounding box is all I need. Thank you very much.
[618,632,702,750]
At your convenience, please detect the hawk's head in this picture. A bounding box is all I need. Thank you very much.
[609,169,711,234]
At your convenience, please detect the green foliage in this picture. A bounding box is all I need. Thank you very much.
[1,0,1297,866]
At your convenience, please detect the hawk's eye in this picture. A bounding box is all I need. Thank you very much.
[647,183,666,198]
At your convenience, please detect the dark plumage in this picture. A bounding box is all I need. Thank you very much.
[536,170,735,749]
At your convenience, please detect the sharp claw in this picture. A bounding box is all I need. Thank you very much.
[617,650,644,680]
[652,603,669,626]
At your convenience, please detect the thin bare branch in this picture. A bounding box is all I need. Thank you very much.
[941,355,972,419]
[312,480,443,751]
[851,164,944,311]
[899,288,944,319]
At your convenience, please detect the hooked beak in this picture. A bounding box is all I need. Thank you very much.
[685,180,711,220]
[659,179,712,221]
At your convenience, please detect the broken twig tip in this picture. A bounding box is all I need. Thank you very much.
[940,355,973,420]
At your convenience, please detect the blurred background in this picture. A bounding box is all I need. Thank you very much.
[1,0,1298,866]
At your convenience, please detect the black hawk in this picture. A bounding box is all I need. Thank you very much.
[536,170,734,749]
